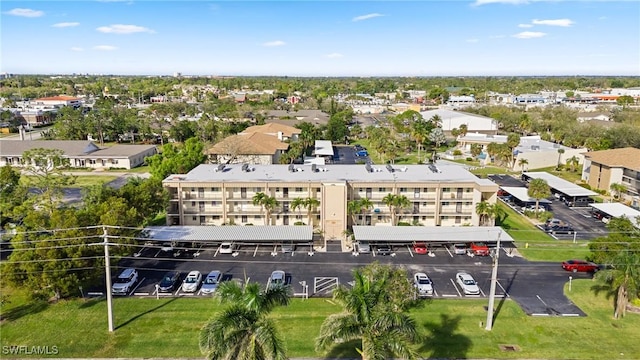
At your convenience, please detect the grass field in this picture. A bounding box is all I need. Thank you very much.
[1,280,638,359]
[497,202,591,262]
[20,175,119,188]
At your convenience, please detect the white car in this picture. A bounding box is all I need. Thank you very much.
[414,273,434,297]
[181,270,203,293]
[112,268,139,295]
[355,241,371,254]
[268,270,286,289]
[219,242,235,254]
[456,272,480,295]
[200,271,222,294]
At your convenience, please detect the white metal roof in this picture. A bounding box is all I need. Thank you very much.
[501,186,551,204]
[523,172,597,197]
[314,140,334,156]
[352,226,512,243]
[143,226,313,242]
[589,203,640,221]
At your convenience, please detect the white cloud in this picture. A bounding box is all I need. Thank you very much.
[4,8,44,17]
[70,47,84,52]
[93,45,117,51]
[53,22,80,28]
[473,0,529,6]
[532,18,574,27]
[518,23,533,28]
[325,53,344,58]
[96,24,155,34]
[512,31,547,39]
[466,38,480,43]
[263,40,286,47]
[352,13,384,22]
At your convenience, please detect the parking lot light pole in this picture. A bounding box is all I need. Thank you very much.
[103,226,115,332]
[485,230,502,331]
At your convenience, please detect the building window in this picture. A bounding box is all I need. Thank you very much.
[213,216,220,220]
[242,215,248,223]
[192,216,197,221]
[377,216,383,220]
[211,201,217,206]
[378,187,386,192]
[455,216,462,224]
[400,187,407,192]
[211,187,220,192]
[89,159,96,165]
[295,187,303,192]
[191,201,195,207]
[254,216,260,220]
[442,202,450,206]
[442,216,449,220]
[443,187,450,192]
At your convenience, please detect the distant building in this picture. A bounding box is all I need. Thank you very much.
[0,140,157,169]
[33,95,82,108]
[447,95,475,107]
[206,132,289,165]
[420,109,498,134]
[242,123,301,142]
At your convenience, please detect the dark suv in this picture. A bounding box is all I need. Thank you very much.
[565,197,595,207]
[376,243,392,256]
[547,225,575,235]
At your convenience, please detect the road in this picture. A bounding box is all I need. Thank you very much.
[2,127,47,141]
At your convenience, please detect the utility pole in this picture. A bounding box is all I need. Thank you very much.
[103,226,115,332]
[485,230,502,331]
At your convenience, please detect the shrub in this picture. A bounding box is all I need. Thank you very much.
[294,221,306,226]
[397,221,412,226]
[577,182,592,190]
[453,149,463,156]
[466,157,473,161]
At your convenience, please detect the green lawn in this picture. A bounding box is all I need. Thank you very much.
[1,279,638,359]
[20,175,119,188]
[497,202,591,262]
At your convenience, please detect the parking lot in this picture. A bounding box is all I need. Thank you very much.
[489,174,608,240]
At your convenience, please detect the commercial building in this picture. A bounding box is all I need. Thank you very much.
[419,109,498,134]
[582,147,640,206]
[163,163,499,243]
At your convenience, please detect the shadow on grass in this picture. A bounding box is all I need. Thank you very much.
[116,296,179,330]
[0,300,49,322]
[494,269,518,323]
[420,314,471,359]
[324,339,361,359]
[78,297,104,309]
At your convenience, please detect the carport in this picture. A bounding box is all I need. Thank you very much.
[141,226,314,248]
[521,172,596,204]
[500,186,551,209]
[352,226,512,246]
[589,203,640,227]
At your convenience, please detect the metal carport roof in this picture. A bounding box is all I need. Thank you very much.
[352,226,512,243]
[501,186,551,204]
[590,203,640,223]
[522,172,597,197]
[142,226,313,242]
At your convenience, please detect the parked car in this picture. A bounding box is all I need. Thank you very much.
[281,243,295,253]
[470,242,490,256]
[413,242,428,255]
[181,270,203,293]
[201,271,222,294]
[219,242,235,254]
[158,271,181,292]
[452,243,467,255]
[522,205,548,213]
[355,241,371,254]
[268,270,286,289]
[546,225,575,235]
[355,150,369,157]
[376,243,392,256]
[562,260,599,273]
[456,272,480,295]
[565,197,595,207]
[111,268,139,295]
[414,272,434,297]
[544,218,565,229]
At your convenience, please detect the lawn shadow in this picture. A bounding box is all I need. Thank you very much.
[493,269,519,323]
[324,339,361,360]
[420,314,471,359]
[0,300,49,322]
[116,296,179,330]
[78,297,104,309]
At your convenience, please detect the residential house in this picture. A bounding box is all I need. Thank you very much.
[206,132,289,165]
[582,147,640,205]
[242,123,301,142]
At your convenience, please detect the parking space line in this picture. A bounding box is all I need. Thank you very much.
[497,281,510,297]
[450,278,462,297]
[433,289,439,297]
[479,288,486,297]
[253,245,259,257]
[174,288,181,296]
[129,277,146,295]
[213,247,220,257]
[445,247,453,258]
[407,245,414,257]
[154,249,162,258]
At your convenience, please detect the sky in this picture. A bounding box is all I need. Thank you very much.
[1,0,639,76]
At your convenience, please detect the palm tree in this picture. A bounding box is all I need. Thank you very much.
[610,183,627,202]
[556,148,565,170]
[291,197,305,224]
[518,158,529,174]
[253,192,278,225]
[358,198,373,226]
[382,194,409,225]
[459,123,468,137]
[303,197,320,227]
[347,200,362,226]
[506,133,521,167]
[488,203,505,225]
[527,179,551,217]
[315,266,420,360]
[566,156,580,172]
[199,280,290,360]
[475,200,491,226]
[594,250,640,319]
[252,192,268,224]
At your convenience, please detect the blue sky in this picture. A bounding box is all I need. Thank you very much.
[2,0,639,76]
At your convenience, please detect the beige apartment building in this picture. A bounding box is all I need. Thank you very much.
[163,163,498,241]
[582,147,640,207]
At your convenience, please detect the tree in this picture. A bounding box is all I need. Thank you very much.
[459,124,468,137]
[291,197,305,223]
[527,179,551,216]
[200,279,290,360]
[316,263,420,360]
[518,158,529,174]
[594,250,640,319]
[428,127,446,150]
[253,192,278,225]
[347,200,361,226]
[0,164,22,224]
[506,133,520,167]
[616,95,635,108]
[147,137,206,181]
[20,148,76,215]
[303,197,320,227]
[470,143,482,158]
[610,183,627,201]
[566,156,580,172]
[382,194,410,225]
[358,198,373,226]
[475,201,491,226]
[556,148,565,170]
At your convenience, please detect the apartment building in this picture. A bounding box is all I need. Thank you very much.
[582,147,640,206]
[163,163,498,241]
